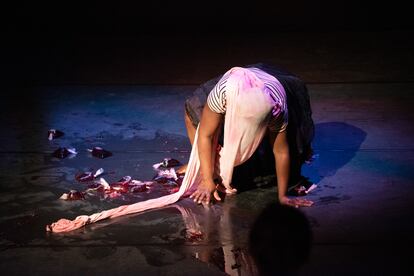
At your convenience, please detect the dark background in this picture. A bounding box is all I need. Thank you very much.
[2,1,413,86]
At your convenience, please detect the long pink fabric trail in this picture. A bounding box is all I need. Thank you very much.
[46,67,279,233]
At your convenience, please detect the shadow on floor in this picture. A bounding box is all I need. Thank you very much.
[308,121,367,184]
[232,121,367,192]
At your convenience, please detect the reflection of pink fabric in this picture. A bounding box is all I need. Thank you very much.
[46,67,275,233]
[173,204,203,242]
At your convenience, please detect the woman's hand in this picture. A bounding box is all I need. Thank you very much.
[279,196,313,208]
[190,180,222,205]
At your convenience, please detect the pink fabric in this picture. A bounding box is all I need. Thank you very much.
[46,67,275,233]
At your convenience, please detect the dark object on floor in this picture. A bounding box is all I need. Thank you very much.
[153,158,181,169]
[60,190,85,200]
[75,168,104,182]
[75,172,94,182]
[130,184,148,193]
[249,203,312,275]
[89,147,113,159]
[152,167,178,182]
[52,147,77,159]
[48,129,64,140]
[109,176,132,193]
[288,176,317,196]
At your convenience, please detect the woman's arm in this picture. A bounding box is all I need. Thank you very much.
[270,130,290,200]
[190,104,223,204]
[269,130,313,207]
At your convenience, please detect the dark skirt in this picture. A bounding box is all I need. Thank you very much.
[184,63,315,191]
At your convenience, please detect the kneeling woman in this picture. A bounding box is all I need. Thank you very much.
[183,63,315,207]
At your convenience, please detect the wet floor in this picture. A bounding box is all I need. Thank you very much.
[1,80,414,275]
[1,28,414,275]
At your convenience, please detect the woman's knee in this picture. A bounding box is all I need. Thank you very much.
[184,109,192,125]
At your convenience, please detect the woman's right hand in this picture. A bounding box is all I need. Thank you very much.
[189,180,222,205]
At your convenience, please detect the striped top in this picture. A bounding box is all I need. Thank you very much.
[207,67,288,133]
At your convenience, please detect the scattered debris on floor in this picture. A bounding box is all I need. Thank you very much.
[47,129,64,140]
[288,176,318,196]
[60,176,154,200]
[87,147,113,159]
[305,153,319,164]
[59,190,85,200]
[75,168,105,182]
[152,159,184,193]
[52,147,77,159]
[153,158,181,169]
[59,158,184,200]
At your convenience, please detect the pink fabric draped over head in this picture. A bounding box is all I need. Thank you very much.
[46,67,274,233]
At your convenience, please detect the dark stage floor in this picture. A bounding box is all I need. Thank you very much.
[1,31,414,275]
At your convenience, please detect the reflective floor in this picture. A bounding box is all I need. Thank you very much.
[1,31,414,275]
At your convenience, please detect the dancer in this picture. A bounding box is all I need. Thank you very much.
[183,63,315,207]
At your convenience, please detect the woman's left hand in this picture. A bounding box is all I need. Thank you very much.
[279,196,313,208]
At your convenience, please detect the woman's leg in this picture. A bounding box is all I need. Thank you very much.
[184,109,197,146]
[177,111,197,174]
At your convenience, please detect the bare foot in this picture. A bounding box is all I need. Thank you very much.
[176,164,188,174]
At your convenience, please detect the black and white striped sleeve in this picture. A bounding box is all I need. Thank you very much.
[268,108,288,133]
[206,76,228,114]
[265,82,288,133]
